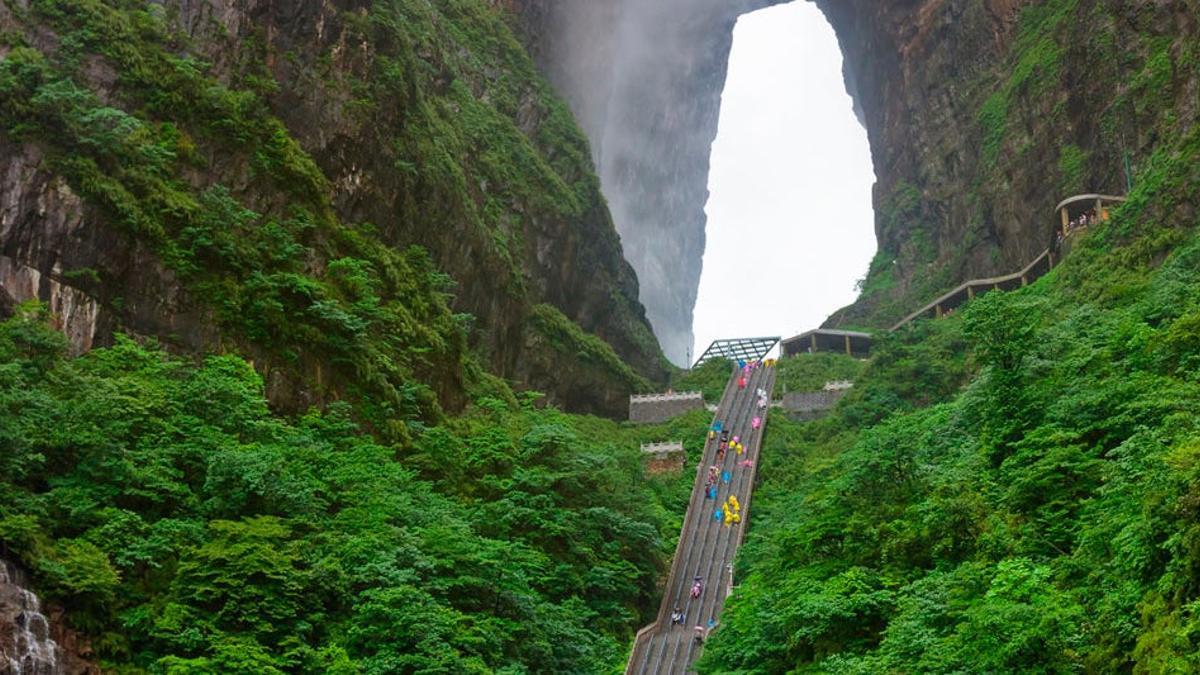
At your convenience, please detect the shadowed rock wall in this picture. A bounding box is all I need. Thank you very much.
[511,0,775,365]
[813,0,1200,327]
[1,0,670,419]
[515,0,1199,338]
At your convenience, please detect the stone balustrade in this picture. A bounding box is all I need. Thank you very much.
[629,391,705,423]
[640,441,686,474]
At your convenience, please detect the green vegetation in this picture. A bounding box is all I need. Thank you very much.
[0,2,681,668]
[776,353,865,395]
[672,358,735,403]
[4,1,1200,673]
[978,92,1010,167]
[976,0,1076,168]
[1057,143,1089,194]
[696,129,1200,671]
[0,305,701,673]
[0,0,663,438]
[0,3,471,440]
[527,304,652,394]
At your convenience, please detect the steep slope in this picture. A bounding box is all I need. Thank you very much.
[0,0,667,421]
[694,1,1200,671]
[0,309,708,672]
[511,0,1197,350]
[510,0,774,365]
[815,0,1200,327]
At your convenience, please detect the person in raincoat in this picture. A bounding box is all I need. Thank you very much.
[722,503,733,527]
[722,470,731,484]
[752,416,761,430]
[714,506,723,522]
[729,494,740,513]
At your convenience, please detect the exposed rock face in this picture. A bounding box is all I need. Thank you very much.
[514,0,1199,340]
[0,138,219,359]
[511,0,774,365]
[0,558,97,675]
[813,0,1200,327]
[0,0,667,419]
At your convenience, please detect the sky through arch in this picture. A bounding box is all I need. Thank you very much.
[692,1,876,363]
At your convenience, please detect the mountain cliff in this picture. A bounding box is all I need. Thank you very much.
[691,1,1200,671]
[508,0,774,365]
[814,0,1199,327]
[511,0,1197,345]
[0,0,667,423]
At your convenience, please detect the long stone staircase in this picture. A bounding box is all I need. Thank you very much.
[626,362,776,674]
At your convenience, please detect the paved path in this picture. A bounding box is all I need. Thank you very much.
[626,362,776,675]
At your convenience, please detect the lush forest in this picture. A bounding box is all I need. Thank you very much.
[698,129,1200,672]
[4,0,1200,672]
[0,305,706,673]
[674,354,863,405]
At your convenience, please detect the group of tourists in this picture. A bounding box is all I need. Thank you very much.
[713,433,745,464]
[705,463,731,499]
[670,605,717,646]
[736,357,769,390]
[719,494,741,527]
[1058,208,1104,245]
[711,491,742,525]
[668,360,772,645]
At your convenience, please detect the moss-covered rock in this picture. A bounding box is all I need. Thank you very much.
[0,0,667,425]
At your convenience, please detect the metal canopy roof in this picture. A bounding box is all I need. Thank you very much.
[693,336,780,368]
[1053,193,1127,213]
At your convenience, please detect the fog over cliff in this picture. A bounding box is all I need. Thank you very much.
[520,0,777,365]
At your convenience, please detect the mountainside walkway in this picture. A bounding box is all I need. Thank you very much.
[889,247,1055,331]
[626,362,776,674]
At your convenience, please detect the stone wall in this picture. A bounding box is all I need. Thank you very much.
[780,389,847,421]
[510,0,774,364]
[640,441,686,474]
[629,391,705,423]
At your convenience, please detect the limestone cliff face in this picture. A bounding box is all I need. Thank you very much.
[0,0,667,419]
[813,0,1200,327]
[514,0,1198,341]
[510,0,773,365]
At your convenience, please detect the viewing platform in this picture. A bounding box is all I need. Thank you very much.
[692,337,779,368]
[779,328,871,358]
[1055,193,1127,231]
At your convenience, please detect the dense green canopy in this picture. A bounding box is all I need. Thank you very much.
[0,308,704,672]
[698,128,1200,673]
